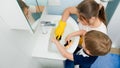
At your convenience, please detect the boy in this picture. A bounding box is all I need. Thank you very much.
[51,30,112,68]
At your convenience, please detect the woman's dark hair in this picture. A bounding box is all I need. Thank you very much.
[76,0,107,26]
[17,0,29,11]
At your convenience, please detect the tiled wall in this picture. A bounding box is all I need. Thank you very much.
[47,0,82,15]
[106,0,120,23]
[25,0,48,6]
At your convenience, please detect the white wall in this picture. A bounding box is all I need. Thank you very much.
[0,0,41,68]
[0,17,64,68]
[0,0,32,32]
[0,17,42,68]
[0,0,65,68]
[108,2,120,48]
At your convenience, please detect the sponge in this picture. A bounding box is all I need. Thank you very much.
[64,40,73,49]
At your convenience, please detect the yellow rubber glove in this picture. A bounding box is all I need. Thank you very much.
[55,20,66,40]
[79,36,83,45]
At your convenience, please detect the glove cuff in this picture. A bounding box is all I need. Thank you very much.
[59,20,66,27]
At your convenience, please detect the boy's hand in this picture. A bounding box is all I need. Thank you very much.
[51,37,58,44]
[55,20,66,40]
[65,34,72,42]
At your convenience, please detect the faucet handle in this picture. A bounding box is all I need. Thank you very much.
[40,21,56,26]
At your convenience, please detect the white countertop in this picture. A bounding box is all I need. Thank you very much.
[32,15,79,60]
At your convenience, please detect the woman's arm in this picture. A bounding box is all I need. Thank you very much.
[55,7,79,40]
[61,7,79,22]
[36,6,44,12]
[51,38,74,61]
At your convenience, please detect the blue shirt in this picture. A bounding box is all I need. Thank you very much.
[73,49,98,68]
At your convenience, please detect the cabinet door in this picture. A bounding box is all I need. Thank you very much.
[0,0,33,33]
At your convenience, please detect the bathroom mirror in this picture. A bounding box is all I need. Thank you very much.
[16,0,47,32]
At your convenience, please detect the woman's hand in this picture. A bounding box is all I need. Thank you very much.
[55,20,66,40]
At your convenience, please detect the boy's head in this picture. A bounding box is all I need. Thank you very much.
[82,30,112,56]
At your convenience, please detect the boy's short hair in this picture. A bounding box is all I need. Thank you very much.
[84,30,112,56]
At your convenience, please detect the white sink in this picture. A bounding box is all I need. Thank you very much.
[32,15,80,60]
[48,18,80,53]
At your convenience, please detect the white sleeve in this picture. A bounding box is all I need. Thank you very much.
[29,6,36,13]
[95,0,101,4]
[90,23,107,34]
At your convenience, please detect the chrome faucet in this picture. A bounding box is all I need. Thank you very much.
[40,21,56,26]
[40,21,56,34]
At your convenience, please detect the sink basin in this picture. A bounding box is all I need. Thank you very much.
[48,18,80,53]
[32,15,80,60]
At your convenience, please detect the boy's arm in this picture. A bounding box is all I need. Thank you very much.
[70,30,86,37]
[66,30,86,41]
[51,38,74,61]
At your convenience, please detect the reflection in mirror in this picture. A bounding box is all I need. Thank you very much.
[17,0,45,32]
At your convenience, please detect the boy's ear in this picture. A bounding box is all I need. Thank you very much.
[86,49,92,56]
